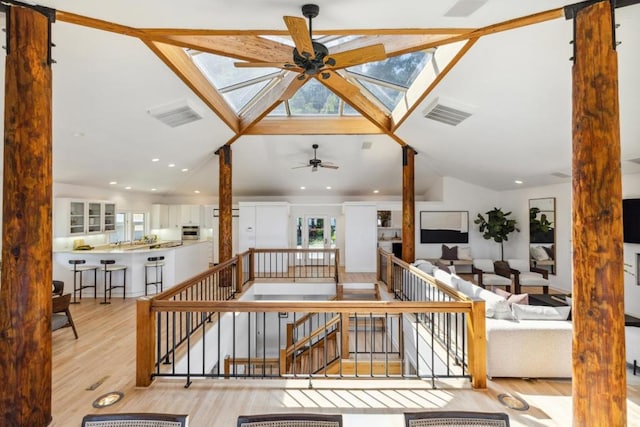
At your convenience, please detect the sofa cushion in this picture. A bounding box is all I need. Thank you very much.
[413,259,434,275]
[452,276,512,319]
[441,244,458,260]
[531,246,550,261]
[458,246,472,260]
[512,303,571,320]
[433,268,454,287]
[473,258,495,273]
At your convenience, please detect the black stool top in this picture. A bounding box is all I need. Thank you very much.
[147,256,165,262]
[69,259,86,265]
[100,259,116,265]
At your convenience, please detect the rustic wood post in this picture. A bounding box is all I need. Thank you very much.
[216,145,233,286]
[386,252,393,294]
[467,300,487,389]
[136,298,155,387]
[0,4,55,426]
[402,146,416,263]
[571,2,626,425]
[235,254,243,294]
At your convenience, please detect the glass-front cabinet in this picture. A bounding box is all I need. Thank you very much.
[54,199,117,237]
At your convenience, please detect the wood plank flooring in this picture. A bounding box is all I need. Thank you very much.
[50,272,640,427]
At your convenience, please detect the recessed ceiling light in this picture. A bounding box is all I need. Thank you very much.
[152,158,159,162]
[109,181,117,185]
[515,180,523,184]
[151,188,157,192]
[125,186,131,190]
[72,131,84,137]
[194,190,200,194]
[373,190,379,194]
[326,186,332,190]
[181,168,189,172]
[300,186,306,190]
[168,163,175,168]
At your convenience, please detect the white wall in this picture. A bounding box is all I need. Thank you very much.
[344,203,377,272]
[414,177,502,261]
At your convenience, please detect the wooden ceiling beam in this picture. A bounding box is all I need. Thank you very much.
[140,28,474,37]
[318,71,391,132]
[158,35,293,63]
[330,34,462,59]
[244,117,383,135]
[144,40,240,133]
[238,73,305,134]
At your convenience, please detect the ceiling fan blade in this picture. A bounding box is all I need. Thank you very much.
[283,16,315,60]
[291,164,312,169]
[234,61,301,71]
[319,164,339,169]
[325,44,387,69]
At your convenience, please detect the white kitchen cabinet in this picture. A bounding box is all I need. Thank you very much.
[180,204,202,225]
[168,205,181,229]
[391,210,402,228]
[151,204,169,229]
[54,198,116,237]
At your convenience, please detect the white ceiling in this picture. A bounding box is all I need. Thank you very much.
[1,1,639,198]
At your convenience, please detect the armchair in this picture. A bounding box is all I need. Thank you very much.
[405,410,510,427]
[237,413,342,427]
[81,413,188,427]
[472,259,512,292]
[52,294,78,339]
[507,258,550,294]
[52,280,64,296]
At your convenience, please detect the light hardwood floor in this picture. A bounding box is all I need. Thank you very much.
[51,273,640,427]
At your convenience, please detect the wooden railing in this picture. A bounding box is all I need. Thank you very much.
[136,247,486,389]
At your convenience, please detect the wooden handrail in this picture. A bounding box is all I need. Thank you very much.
[286,315,341,357]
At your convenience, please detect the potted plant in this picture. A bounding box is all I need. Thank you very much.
[474,207,520,261]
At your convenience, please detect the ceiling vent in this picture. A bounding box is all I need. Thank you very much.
[444,0,488,17]
[361,141,373,150]
[148,99,203,128]
[423,97,473,126]
[551,172,571,178]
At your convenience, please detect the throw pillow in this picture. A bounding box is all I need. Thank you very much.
[493,288,529,305]
[494,288,512,299]
[532,246,550,261]
[441,244,458,260]
[435,259,452,273]
[413,259,434,275]
[542,245,555,260]
[458,246,472,260]
[511,304,571,320]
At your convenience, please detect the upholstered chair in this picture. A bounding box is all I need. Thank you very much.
[405,410,510,426]
[237,413,342,427]
[81,413,188,427]
[472,258,512,292]
[506,258,550,294]
[52,294,78,339]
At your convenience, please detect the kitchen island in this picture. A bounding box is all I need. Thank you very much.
[53,240,210,299]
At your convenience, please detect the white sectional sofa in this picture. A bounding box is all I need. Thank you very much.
[414,260,573,378]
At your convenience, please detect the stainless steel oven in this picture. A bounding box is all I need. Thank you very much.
[181,225,200,240]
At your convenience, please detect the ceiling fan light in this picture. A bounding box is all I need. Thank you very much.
[325,57,336,67]
[321,72,330,80]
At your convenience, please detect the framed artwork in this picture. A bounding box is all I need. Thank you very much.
[420,211,469,244]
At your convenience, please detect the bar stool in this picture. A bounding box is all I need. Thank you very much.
[100,259,128,304]
[145,256,165,295]
[68,259,98,304]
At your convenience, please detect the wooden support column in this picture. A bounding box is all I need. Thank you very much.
[0,4,54,426]
[571,2,626,425]
[216,145,233,286]
[402,146,416,263]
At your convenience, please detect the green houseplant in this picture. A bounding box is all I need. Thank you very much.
[474,207,520,261]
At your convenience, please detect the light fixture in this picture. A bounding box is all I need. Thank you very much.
[326,186,332,190]
[72,131,85,137]
[181,168,189,172]
[92,391,124,408]
[109,181,117,185]
[515,180,523,184]
[194,190,200,194]
[125,186,131,190]
[373,190,379,194]
[152,158,160,162]
[151,188,157,192]
[300,186,306,190]
[168,163,175,168]
[497,393,529,411]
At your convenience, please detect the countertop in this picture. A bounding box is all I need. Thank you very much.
[54,239,209,254]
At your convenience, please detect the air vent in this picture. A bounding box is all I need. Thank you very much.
[423,97,473,126]
[551,172,571,178]
[361,141,373,150]
[444,0,488,17]
[148,99,203,128]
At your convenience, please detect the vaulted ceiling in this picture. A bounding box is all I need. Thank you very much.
[1,1,639,198]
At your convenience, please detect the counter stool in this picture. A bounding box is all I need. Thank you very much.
[145,256,165,295]
[100,259,127,304]
[68,259,98,304]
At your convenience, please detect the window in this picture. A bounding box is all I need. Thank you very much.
[110,211,148,243]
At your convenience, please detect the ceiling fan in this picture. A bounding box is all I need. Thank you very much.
[234,4,386,80]
[292,144,339,172]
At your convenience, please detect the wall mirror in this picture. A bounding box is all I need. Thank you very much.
[529,197,556,274]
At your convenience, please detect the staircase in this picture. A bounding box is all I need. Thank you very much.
[337,283,380,300]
